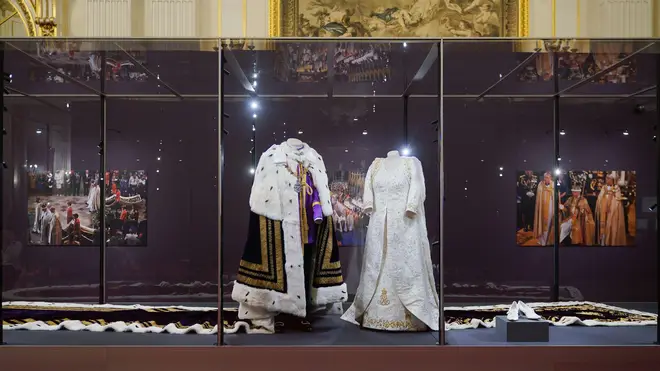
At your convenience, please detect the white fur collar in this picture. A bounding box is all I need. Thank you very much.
[250,142,333,221]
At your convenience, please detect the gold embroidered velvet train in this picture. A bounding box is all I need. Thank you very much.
[231,139,347,333]
[3,301,655,335]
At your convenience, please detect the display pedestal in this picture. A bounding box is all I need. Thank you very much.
[495,316,549,343]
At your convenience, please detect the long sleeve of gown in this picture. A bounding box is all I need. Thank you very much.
[362,161,375,213]
[406,158,426,215]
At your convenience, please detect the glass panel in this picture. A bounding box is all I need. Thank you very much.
[557,56,657,344]
[1,94,101,344]
[221,39,440,345]
[442,38,556,345]
[3,40,102,95]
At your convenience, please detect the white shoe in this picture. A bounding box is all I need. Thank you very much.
[506,301,520,321]
[517,301,542,320]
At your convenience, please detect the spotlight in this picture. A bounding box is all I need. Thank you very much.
[298,130,303,135]
[649,203,657,211]
[557,157,562,161]
[253,113,257,118]
[403,42,407,48]
[559,129,566,135]
[250,101,258,110]
[253,81,258,87]
[499,173,503,177]
[249,167,255,175]
[401,147,411,156]
[362,130,368,135]
[36,129,42,134]
[555,168,562,176]
[353,118,358,121]
[623,129,629,136]
[66,102,70,108]
[499,167,503,171]
[344,149,349,153]
[252,73,258,79]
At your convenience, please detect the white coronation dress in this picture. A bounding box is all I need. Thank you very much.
[341,151,439,331]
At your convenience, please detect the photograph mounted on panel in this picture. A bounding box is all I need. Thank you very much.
[518,52,638,83]
[328,166,370,248]
[274,42,391,83]
[27,169,148,247]
[29,41,148,83]
[276,0,519,38]
[516,170,636,247]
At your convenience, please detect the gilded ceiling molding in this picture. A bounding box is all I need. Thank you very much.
[517,0,529,37]
[268,0,281,37]
[8,0,37,36]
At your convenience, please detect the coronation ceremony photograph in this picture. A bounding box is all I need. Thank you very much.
[516,170,637,247]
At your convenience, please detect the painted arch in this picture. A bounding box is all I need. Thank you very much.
[4,0,37,36]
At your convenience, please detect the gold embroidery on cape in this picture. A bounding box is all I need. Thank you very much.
[237,216,285,291]
[362,311,424,331]
[379,289,391,306]
[239,216,271,273]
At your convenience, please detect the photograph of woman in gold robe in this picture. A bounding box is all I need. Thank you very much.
[559,173,595,246]
[517,170,635,247]
[595,172,628,246]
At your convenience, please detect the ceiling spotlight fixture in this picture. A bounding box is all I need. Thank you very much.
[253,113,257,118]
[555,168,562,176]
[353,118,358,121]
[249,167,255,175]
[557,157,562,161]
[499,167,503,171]
[35,129,42,134]
[499,173,503,177]
[250,101,258,110]
[252,73,258,79]
[344,149,349,153]
[253,81,258,87]
[559,129,566,135]
[403,42,407,48]
[362,130,368,135]
[401,147,411,156]
[298,130,303,135]
[66,102,70,108]
[623,129,629,136]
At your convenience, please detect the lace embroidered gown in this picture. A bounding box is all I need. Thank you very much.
[341,151,439,331]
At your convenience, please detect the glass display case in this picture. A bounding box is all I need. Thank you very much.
[1,37,658,348]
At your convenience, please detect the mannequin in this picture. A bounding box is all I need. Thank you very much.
[231,138,347,333]
[341,150,439,331]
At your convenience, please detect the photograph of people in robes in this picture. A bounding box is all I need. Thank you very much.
[516,170,636,247]
[27,169,148,247]
[30,40,148,83]
[329,168,370,247]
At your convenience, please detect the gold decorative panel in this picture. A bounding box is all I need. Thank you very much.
[270,0,527,38]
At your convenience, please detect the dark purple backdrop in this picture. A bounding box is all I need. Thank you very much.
[1,40,657,307]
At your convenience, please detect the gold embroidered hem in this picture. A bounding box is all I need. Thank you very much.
[362,310,427,332]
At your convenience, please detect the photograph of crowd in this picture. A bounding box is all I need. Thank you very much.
[27,169,148,247]
[334,43,391,83]
[275,43,329,83]
[275,42,391,83]
[516,170,636,247]
[30,40,148,83]
[518,52,637,84]
[329,169,370,247]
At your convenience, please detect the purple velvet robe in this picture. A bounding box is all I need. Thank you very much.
[298,164,323,244]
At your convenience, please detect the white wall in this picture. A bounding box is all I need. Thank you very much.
[66,0,132,37]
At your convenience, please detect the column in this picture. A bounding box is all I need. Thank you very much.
[144,0,196,37]
[67,0,132,37]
